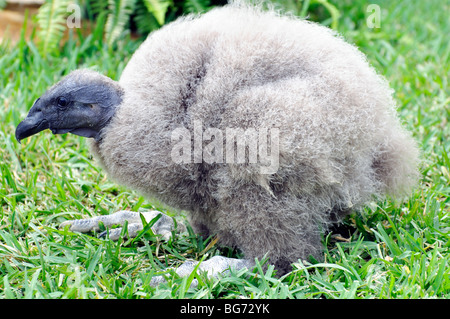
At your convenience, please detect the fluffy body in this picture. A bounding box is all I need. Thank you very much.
[84,5,420,273]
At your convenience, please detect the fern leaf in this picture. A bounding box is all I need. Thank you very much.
[133,1,160,35]
[105,0,136,46]
[142,0,171,25]
[88,0,109,17]
[37,0,70,54]
[183,0,210,13]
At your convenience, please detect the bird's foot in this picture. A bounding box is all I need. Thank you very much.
[150,256,253,287]
[60,210,177,241]
[60,211,253,287]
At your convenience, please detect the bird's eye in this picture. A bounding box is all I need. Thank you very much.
[56,96,68,108]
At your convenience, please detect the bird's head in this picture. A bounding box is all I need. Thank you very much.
[15,69,124,143]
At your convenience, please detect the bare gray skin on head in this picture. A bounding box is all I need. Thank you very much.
[15,3,420,285]
[16,70,123,142]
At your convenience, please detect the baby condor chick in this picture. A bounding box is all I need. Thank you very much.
[16,4,420,281]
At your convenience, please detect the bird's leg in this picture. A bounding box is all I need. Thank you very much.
[60,210,176,240]
[150,256,254,287]
[61,211,253,286]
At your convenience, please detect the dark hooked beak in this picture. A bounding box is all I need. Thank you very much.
[15,98,50,143]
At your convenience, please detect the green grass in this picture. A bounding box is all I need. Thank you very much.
[1,0,449,299]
